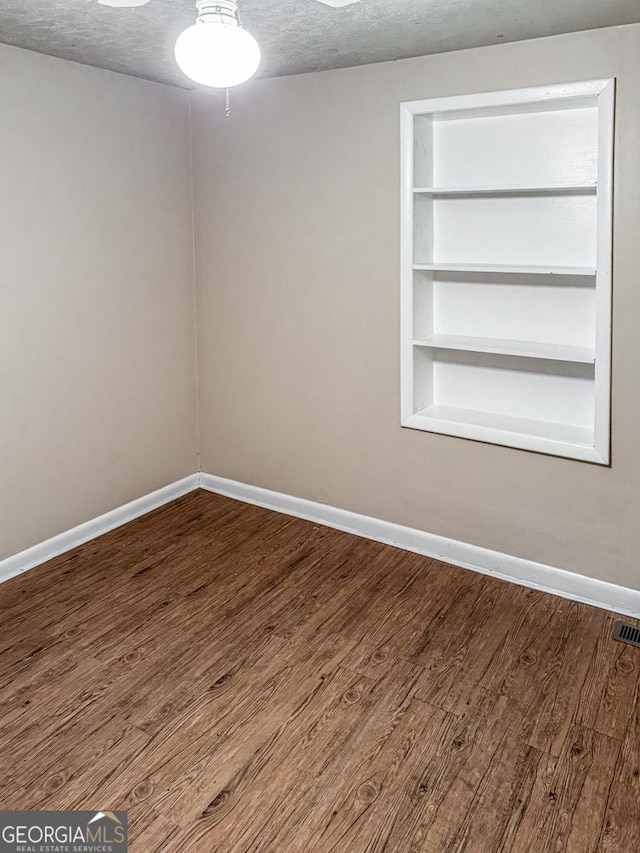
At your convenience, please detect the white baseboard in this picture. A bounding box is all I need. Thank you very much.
[200,472,640,619]
[0,474,200,585]
[4,470,638,620]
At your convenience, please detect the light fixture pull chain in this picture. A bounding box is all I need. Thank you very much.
[225,88,231,117]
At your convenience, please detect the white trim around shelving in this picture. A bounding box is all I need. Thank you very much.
[403,407,602,463]
[402,78,613,118]
[400,79,614,465]
[593,78,615,466]
[0,474,200,584]
[200,473,640,619]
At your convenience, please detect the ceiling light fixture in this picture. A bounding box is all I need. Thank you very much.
[174,0,261,88]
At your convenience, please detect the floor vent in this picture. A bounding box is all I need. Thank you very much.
[613,621,640,648]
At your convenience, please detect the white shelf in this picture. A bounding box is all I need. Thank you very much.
[412,262,596,276]
[401,80,614,463]
[413,183,597,196]
[404,404,598,460]
[412,334,595,364]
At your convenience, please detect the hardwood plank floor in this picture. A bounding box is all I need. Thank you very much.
[1,489,639,852]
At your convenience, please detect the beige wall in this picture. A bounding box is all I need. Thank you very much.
[192,24,640,589]
[0,45,197,559]
[3,26,639,587]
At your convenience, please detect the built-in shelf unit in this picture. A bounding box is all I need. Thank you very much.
[400,80,614,463]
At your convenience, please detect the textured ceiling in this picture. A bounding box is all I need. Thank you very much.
[1,0,639,89]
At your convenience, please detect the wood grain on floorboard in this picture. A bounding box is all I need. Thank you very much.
[0,489,639,852]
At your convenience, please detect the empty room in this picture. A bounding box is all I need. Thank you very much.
[1,0,640,850]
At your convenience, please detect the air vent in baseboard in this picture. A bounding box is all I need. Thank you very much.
[613,621,640,648]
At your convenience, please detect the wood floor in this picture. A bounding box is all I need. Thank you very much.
[1,490,639,852]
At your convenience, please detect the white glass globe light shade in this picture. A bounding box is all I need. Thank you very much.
[175,20,260,88]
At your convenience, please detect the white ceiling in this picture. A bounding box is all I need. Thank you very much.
[1,0,639,88]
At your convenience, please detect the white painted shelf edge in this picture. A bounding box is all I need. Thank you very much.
[413,183,597,196]
[403,405,602,462]
[412,335,595,364]
[412,262,597,276]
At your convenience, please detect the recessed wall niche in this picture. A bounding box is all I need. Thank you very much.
[400,79,614,463]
